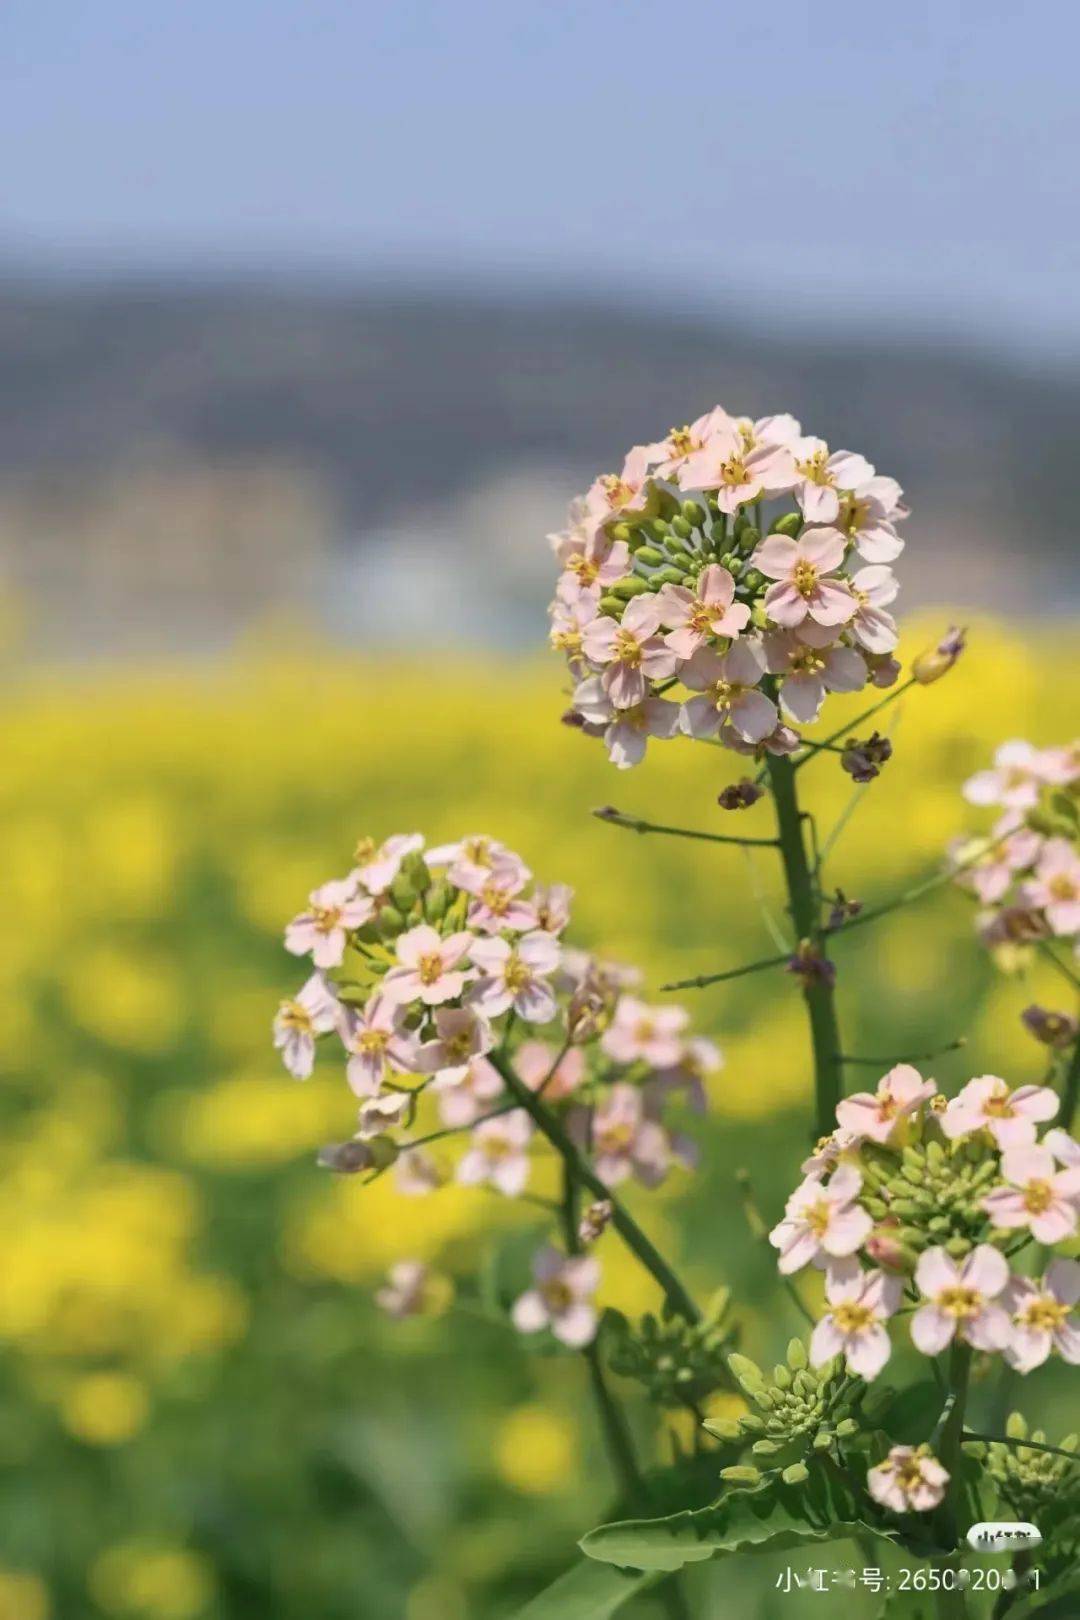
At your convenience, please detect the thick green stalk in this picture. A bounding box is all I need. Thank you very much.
[491,1052,701,1323]
[933,1342,973,1618]
[765,753,843,1139]
[1060,1031,1080,1132]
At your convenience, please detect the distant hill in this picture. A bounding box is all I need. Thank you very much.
[0,273,1075,661]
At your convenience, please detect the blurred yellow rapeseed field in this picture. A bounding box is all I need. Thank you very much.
[0,617,1077,1615]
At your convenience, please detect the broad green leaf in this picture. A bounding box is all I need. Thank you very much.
[1005,1568,1080,1620]
[580,1466,898,1574]
[879,1380,944,1445]
[515,1557,657,1618]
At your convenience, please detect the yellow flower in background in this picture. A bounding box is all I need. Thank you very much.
[88,1543,214,1620]
[60,1371,149,1446]
[63,946,183,1055]
[164,1074,354,1169]
[494,1404,576,1495]
[0,1570,50,1620]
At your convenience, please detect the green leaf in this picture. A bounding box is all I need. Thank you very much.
[878,1380,944,1445]
[580,1465,897,1574]
[1005,1569,1080,1620]
[515,1558,657,1618]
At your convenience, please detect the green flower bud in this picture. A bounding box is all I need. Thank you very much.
[751,603,770,630]
[634,546,666,568]
[376,904,406,935]
[702,1417,742,1441]
[650,566,686,587]
[770,511,803,537]
[598,594,623,616]
[719,1465,762,1485]
[772,1364,792,1390]
[680,500,706,527]
[945,1236,972,1258]
[611,576,652,600]
[735,525,760,552]
[424,878,452,922]
[670,515,693,540]
[751,1439,780,1456]
[719,551,741,574]
[812,1429,833,1451]
[648,518,670,542]
[787,1339,808,1371]
[835,1418,858,1439]
[742,568,765,592]
[782,1463,810,1486]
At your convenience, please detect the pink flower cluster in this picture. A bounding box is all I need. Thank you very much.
[769,1065,1080,1380]
[275,833,720,1341]
[548,407,908,767]
[952,739,1080,958]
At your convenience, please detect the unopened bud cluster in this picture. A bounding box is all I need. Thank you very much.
[607,1288,735,1408]
[951,738,1080,966]
[966,1411,1078,1523]
[547,406,907,769]
[703,1339,880,1484]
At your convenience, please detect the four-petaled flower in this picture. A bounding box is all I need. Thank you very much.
[468,932,561,1023]
[656,564,751,658]
[910,1245,1011,1355]
[601,997,689,1067]
[1003,1259,1080,1372]
[511,1246,600,1347]
[835,1063,937,1146]
[273,973,340,1079]
[940,1075,1058,1149]
[768,1165,873,1275]
[680,640,778,744]
[350,832,424,895]
[381,925,475,1006]
[751,528,856,629]
[763,629,866,724]
[456,1109,533,1197]
[789,439,875,524]
[284,879,374,969]
[810,1266,902,1380]
[581,596,679,710]
[1021,838,1080,935]
[868,1446,949,1514]
[342,994,419,1096]
[982,1145,1080,1244]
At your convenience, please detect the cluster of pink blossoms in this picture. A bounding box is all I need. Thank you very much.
[769,1065,1080,1383]
[951,739,1080,960]
[548,407,907,767]
[273,832,719,1344]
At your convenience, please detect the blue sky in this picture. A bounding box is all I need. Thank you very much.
[3,0,1077,355]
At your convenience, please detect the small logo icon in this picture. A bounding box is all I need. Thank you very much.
[966,1522,1042,1553]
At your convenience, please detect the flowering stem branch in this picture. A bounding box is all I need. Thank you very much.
[491,1052,701,1324]
[593,805,779,848]
[793,677,917,770]
[660,951,789,993]
[838,1037,967,1066]
[765,752,843,1139]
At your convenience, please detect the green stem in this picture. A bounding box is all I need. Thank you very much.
[560,1173,693,1620]
[491,1052,701,1324]
[593,806,778,847]
[1060,1033,1080,1132]
[765,753,843,1139]
[793,676,916,769]
[939,1342,973,1548]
